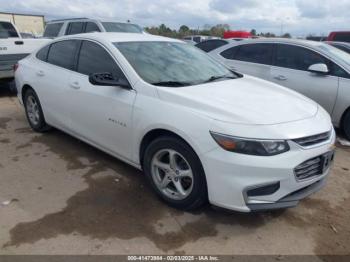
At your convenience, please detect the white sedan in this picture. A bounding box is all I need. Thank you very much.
[15,33,335,212]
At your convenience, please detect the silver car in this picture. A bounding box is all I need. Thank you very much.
[209,38,350,139]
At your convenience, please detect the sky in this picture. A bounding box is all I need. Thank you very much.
[1,0,349,37]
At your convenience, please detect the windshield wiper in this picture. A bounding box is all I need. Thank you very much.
[151,81,191,87]
[204,75,236,83]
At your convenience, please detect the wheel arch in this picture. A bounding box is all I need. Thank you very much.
[21,84,34,103]
[340,105,350,130]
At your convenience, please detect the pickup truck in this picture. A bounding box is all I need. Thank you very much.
[0,20,50,85]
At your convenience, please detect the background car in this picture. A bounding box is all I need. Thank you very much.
[15,33,334,212]
[209,38,350,139]
[327,41,350,54]
[195,39,230,52]
[327,31,350,43]
[43,18,145,38]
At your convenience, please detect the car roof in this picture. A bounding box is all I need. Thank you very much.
[57,32,183,44]
[47,18,134,24]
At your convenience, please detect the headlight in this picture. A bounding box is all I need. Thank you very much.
[210,132,290,156]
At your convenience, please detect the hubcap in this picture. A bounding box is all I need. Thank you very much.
[26,95,40,126]
[151,149,194,200]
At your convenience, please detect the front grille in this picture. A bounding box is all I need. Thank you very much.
[292,131,331,147]
[294,156,323,180]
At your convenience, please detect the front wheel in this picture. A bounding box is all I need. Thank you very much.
[24,89,51,132]
[143,136,207,210]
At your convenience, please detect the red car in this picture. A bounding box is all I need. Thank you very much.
[327,31,350,43]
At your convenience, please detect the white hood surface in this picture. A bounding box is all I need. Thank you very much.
[157,76,318,125]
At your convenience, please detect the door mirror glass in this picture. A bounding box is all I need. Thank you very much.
[308,63,329,74]
[89,72,130,89]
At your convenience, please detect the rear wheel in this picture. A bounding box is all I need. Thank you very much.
[343,110,350,140]
[143,136,207,210]
[24,89,51,132]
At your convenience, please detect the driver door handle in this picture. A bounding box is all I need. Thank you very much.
[274,75,287,81]
[70,81,80,90]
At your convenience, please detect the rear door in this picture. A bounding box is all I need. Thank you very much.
[219,43,273,79]
[270,44,339,114]
[32,40,80,128]
[67,40,136,159]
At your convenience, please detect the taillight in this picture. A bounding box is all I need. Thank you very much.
[13,63,19,72]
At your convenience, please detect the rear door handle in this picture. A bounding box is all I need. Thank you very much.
[15,41,24,45]
[274,75,287,81]
[70,81,80,90]
[36,70,45,77]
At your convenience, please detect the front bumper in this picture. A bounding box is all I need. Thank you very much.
[201,129,336,212]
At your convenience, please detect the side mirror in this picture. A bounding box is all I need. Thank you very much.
[89,72,131,89]
[308,63,329,75]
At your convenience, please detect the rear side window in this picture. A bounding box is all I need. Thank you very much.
[196,40,228,53]
[333,33,350,43]
[36,45,50,61]
[66,22,85,35]
[43,23,63,38]
[275,44,327,71]
[77,40,125,80]
[47,40,79,70]
[234,44,273,65]
[0,21,19,38]
[85,22,100,33]
[220,46,240,59]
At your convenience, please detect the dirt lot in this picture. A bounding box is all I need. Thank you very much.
[0,88,349,255]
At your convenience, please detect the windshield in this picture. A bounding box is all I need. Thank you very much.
[318,43,350,66]
[0,22,19,38]
[102,22,143,33]
[114,41,238,86]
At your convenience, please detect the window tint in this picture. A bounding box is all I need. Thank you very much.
[47,40,79,70]
[77,41,125,80]
[36,45,50,61]
[195,40,228,52]
[220,46,240,59]
[66,22,84,35]
[193,37,201,43]
[234,44,273,65]
[329,63,350,79]
[102,22,142,33]
[0,21,19,38]
[334,33,350,43]
[85,22,100,33]
[275,44,327,71]
[43,23,63,38]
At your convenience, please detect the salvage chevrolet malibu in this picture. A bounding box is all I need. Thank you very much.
[15,33,335,212]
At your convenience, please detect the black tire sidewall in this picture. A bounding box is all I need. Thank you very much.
[24,89,47,132]
[143,136,207,210]
[343,110,350,140]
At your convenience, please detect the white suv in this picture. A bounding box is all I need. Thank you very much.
[43,18,144,38]
[15,33,335,212]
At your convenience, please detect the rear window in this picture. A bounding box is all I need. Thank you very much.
[102,22,142,33]
[0,21,19,38]
[66,22,85,35]
[47,40,79,70]
[195,40,228,53]
[43,23,63,38]
[234,44,273,65]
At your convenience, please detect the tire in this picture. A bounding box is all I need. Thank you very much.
[8,80,17,94]
[343,110,350,140]
[143,136,207,210]
[23,89,51,132]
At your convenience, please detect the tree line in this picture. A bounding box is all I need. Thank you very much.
[144,24,291,39]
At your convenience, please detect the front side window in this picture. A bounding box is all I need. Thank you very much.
[77,40,125,80]
[43,23,63,38]
[115,41,238,86]
[275,44,327,71]
[234,44,273,65]
[0,21,19,38]
[102,22,143,33]
[47,40,79,70]
[85,22,100,33]
[66,22,85,35]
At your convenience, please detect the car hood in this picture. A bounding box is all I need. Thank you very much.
[156,75,318,125]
